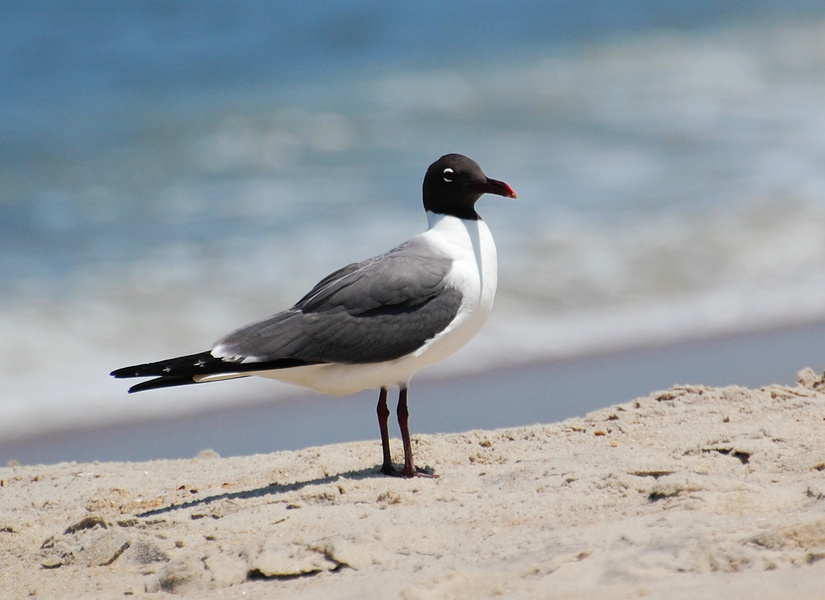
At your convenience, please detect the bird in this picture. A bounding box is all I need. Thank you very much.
[111,153,516,477]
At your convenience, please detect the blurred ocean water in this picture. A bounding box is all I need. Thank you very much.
[3,1,825,438]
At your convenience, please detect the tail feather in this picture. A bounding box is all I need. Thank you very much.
[111,351,317,393]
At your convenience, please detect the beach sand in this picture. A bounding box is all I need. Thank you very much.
[3,368,825,599]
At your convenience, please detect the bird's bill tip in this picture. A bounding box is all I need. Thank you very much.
[482,178,517,199]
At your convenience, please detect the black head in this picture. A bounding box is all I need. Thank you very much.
[422,153,516,220]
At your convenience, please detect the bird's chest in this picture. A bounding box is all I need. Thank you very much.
[417,216,498,361]
[432,218,497,311]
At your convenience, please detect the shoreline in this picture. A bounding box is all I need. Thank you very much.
[2,371,825,599]
[3,319,825,466]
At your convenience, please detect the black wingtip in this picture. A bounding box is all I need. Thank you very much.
[112,352,317,393]
[110,367,137,379]
[110,351,217,381]
[127,375,200,393]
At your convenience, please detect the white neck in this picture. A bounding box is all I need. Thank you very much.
[421,210,497,310]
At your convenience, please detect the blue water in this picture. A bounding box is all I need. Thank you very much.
[3,1,825,440]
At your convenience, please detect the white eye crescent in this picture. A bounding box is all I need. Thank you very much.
[442,167,454,182]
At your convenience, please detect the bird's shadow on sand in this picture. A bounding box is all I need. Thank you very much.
[135,465,386,519]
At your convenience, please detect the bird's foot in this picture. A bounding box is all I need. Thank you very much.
[380,463,438,478]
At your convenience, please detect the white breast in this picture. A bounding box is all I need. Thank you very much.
[409,212,498,364]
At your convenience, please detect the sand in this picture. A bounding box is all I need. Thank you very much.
[2,368,825,599]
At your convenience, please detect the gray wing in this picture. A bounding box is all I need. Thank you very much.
[213,239,462,365]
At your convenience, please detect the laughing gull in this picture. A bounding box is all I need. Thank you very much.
[111,154,516,477]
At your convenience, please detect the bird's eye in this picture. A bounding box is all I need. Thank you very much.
[442,167,454,183]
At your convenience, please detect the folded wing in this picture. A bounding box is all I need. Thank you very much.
[112,239,462,392]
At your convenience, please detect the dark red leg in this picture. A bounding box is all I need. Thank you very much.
[396,387,436,478]
[376,387,396,475]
